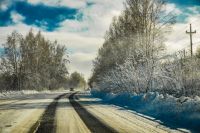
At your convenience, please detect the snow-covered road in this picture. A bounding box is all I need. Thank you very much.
[0,91,186,133]
[77,93,186,133]
[0,93,60,133]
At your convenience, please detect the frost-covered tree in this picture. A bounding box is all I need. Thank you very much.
[90,0,175,93]
[0,29,69,91]
[0,31,22,90]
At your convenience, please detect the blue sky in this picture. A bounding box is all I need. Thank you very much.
[0,0,199,32]
[167,0,200,22]
[0,1,78,31]
[168,0,200,6]
[0,0,200,78]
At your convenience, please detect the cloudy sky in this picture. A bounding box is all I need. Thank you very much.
[0,0,200,79]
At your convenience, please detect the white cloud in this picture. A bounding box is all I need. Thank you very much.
[0,22,104,79]
[27,0,87,9]
[0,23,40,44]
[0,4,8,11]
[41,31,104,52]
[187,7,199,14]
[69,52,97,79]
[164,3,182,15]
[165,14,200,54]
[0,0,11,11]
[80,0,123,37]
[26,0,124,38]
[11,11,25,23]
[57,0,124,38]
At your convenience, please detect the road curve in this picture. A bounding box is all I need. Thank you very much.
[69,93,118,133]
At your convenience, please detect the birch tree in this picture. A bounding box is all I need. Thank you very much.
[90,0,175,93]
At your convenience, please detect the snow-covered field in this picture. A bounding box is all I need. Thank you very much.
[91,90,200,132]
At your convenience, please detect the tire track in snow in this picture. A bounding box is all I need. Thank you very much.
[29,93,67,133]
[69,92,118,133]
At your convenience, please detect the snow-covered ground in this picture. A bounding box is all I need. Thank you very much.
[0,92,61,133]
[0,91,84,133]
[0,89,70,99]
[0,90,198,133]
[78,93,185,133]
[0,90,39,99]
[91,90,200,132]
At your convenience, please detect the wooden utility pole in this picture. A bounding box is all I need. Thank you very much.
[186,24,196,56]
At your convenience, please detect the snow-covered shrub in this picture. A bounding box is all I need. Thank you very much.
[93,54,200,97]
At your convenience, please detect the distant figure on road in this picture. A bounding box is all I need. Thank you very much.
[70,88,74,91]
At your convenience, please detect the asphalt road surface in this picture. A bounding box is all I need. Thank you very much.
[0,91,185,133]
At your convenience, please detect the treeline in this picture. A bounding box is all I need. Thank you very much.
[0,30,87,91]
[89,0,200,97]
[0,30,69,91]
[68,72,87,89]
